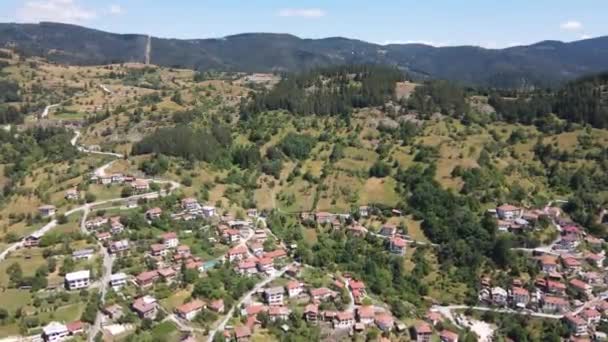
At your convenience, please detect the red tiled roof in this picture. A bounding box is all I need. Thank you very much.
[234,326,251,339]
[136,270,159,283]
[440,329,459,341]
[357,305,374,318]
[228,245,248,255]
[569,279,590,290]
[544,296,568,305]
[162,232,177,240]
[337,311,354,321]
[416,322,432,334]
[176,300,205,315]
[390,237,407,248]
[304,304,318,314]
[286,281,301,290]
[66,321,84,333]
[349,280,366,290]
[497,204,520,211]
[263,249,287,259]
[246,304,267,316]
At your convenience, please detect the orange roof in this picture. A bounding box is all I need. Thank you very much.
[286,281,301,289]
[569,278,590,290]
[246,304,267,316]
[162,232,177,240]
[357,305,374,318]
[176,299,205,315]
[497,204,520,211]
[136,270,159,283]
[228,245,248,255]
[416,322,432,334]
[440,330,459,341]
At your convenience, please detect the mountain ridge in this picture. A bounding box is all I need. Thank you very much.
[1,22,608,88]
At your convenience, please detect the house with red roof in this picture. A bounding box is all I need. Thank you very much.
[238,259,258,276]
[309,287,337,302]
[158,232,177,250]
[136,270,159,288]
[440,329,459,342]
[546,280,566,295]
[562,256,582,273]
[285,281,303,298]
[244,303,267,317]
[586,252,605,268]
[581,308,601,325]
[334,311,355,329]
[389,237,407,255]
[222,229,241,244]
[356,306,375,325]
[132,296,158,319]
[569,278,592,297]
[542,295,569,313]
[564,314,588,336]
[496,204,522,220]
[263,249,287,260]
[511,287,530,308]
[176,299,206,321]
[158,268,176,283]
[66,321,85,336]
[209,299,224,313]
[234,326,251,342]
[415,322,433,342]
[256,257,274,273]
[539,255,559,273]
[150,243,167,257]
[268,306,291,321]
[375,313,394,332]
[146,207,162,220]
[228,245,248,262]
[304,304,318,323]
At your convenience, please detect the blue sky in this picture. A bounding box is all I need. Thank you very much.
[0,0,605,48]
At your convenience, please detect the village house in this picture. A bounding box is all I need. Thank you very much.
[511,287,530,308]
[564,314,588,336]
[425,311,444,326]
[414,322,433,342]
[234,326,251,342]
[176,299,206,321]
[177,245,191,257]
[38,205,56,217]
[110,173,124,183]
[379,224,397,237]
[268,306,291,321]
[546,279,567,295]
[110,273,128,290]
[162,232,179,249]
[86,217,108,230]
[264,286,284,306]
[228,245,248,262]
[158,267,177,283]
[65,188,79,200]
[314,212,333,224]
[557,234,580,251]
[103,304,124,320]
[66,321,85,336]
[201,205,216,217]
[244,303,266,317]
[542,295,570,313]
[586,252,605,268]
[375,313,394,332]
[492,286,508,306]
[132,296,158,319]
[586,236,604,249]
[359,206,369,218]
[496,204,523,220]
[334,311,355,329]
[286,281,303,298]
[247,208,258,217]
[304,304,318,323]
[569,278,592,298]
[146,207,162,220]
[389,237,407,255]
[256,257,274,273]
[309,287,337,302]
[248,242,264,256]
[65,270,90,290]
[562,256,583,273]
[539,255,559,273]
[357,306,375,325]
[581,308,601,325]
[209,299,225,313]
[150,244,167,257]
[72,248,94,260]
[24,233,41,247]
[440,329,459,342]
[96,232,111,242]
[136,270,159,288]
[42,321,68,342]
[181,197,200,211]
[223,229,241,244]
[238,259,258,276]
[131,179,150,192]
[109,217,124,234]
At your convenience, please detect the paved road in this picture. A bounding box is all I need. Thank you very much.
[206,263,295,342]
[40,104,59,118]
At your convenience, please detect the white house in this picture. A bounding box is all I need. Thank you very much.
[264,286,285,306]
[42,322,68,342]
[65,270,91,290]
[496,204,523,220]
[161,232,179,249]
[110,272,128,290]
[38,205,56,218]
[176,300,206,321]
[72,248,95,260]
[286,281,303,298]
[492,286,508,306]
[202,205,216,217]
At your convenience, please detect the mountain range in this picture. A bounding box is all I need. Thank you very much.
[1,22,608,88]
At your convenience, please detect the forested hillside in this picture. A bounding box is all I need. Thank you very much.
[3,22,608,87]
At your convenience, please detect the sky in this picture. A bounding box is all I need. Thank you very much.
[0,0,605,48]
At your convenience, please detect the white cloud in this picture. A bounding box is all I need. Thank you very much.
[560,20,583,31]
[109,4,124,15]
[16,0,96,23]
[277,8,326,18]
[580,34,591,40]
